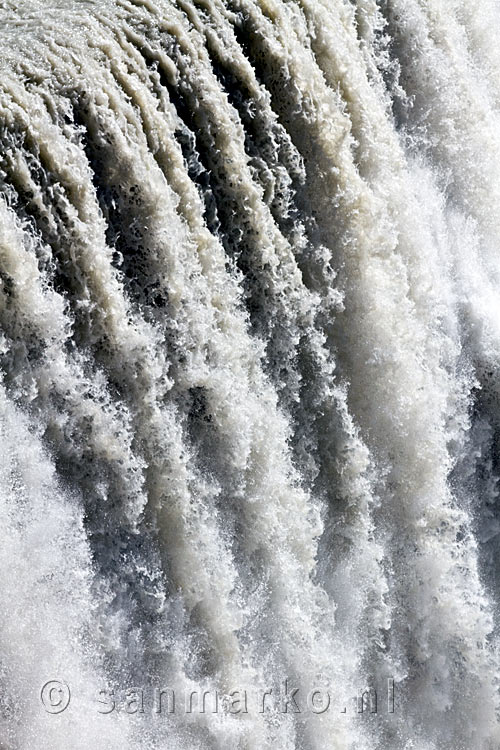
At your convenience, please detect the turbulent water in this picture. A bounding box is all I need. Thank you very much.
[2,0,500,748]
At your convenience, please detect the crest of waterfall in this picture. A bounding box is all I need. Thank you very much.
[1,1,500,748]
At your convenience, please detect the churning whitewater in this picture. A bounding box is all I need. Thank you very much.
[1,0,500,748]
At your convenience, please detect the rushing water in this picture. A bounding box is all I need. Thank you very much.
[1,0,500,748]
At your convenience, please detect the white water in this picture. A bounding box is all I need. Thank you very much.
[1,1,500,748]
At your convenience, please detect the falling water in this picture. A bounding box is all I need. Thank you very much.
[1,0,500,748]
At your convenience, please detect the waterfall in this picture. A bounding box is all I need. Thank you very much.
[1,1,500,747]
